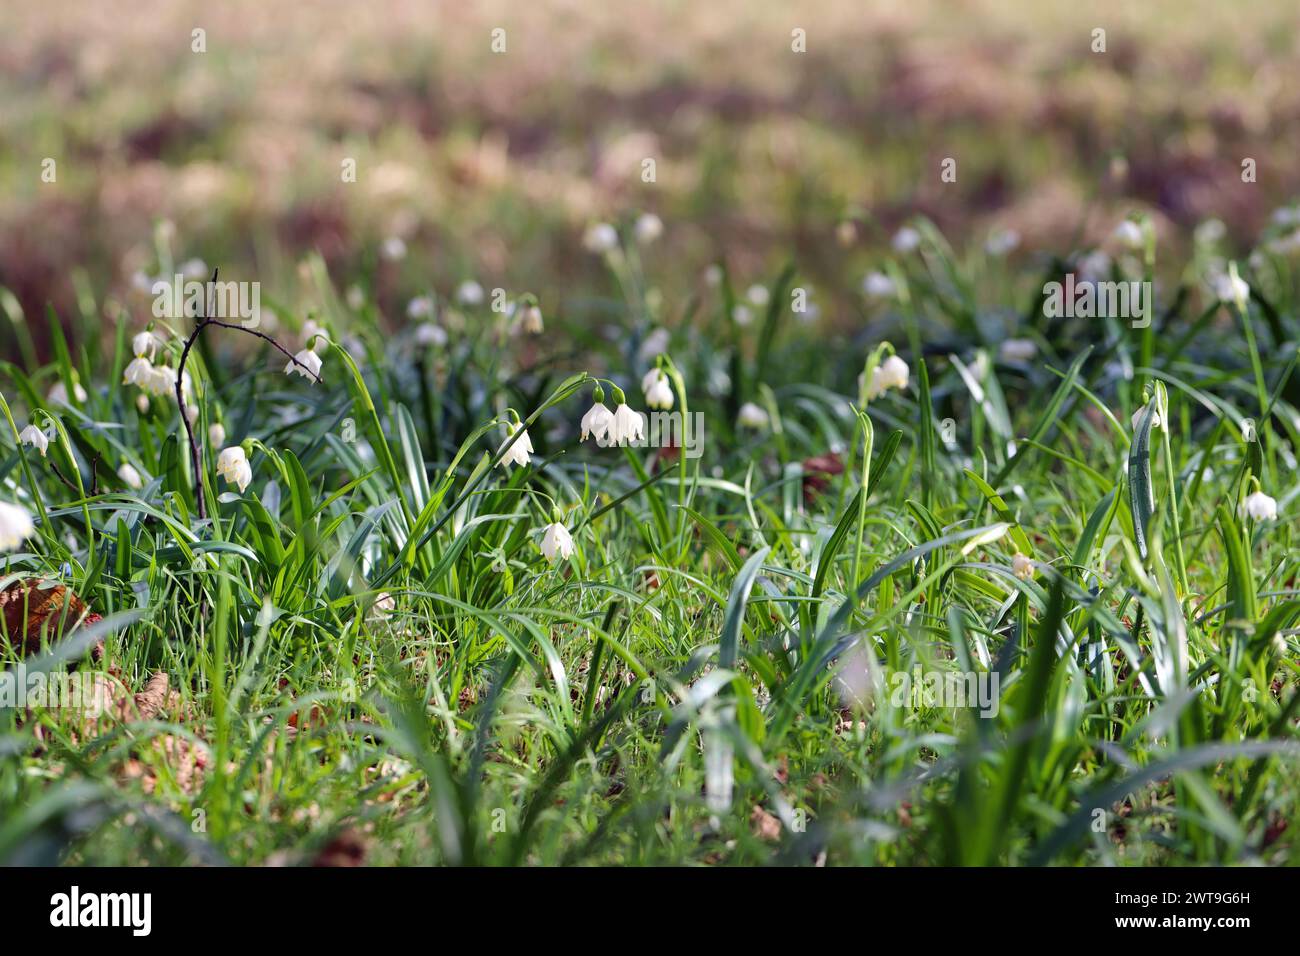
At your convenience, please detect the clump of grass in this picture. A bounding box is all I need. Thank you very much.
[1,216,1299,866]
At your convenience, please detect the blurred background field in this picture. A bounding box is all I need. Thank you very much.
[1,0,1299,339]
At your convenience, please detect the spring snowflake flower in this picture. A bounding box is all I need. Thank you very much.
[136,394,150,414]
[863,271,897,300]
[635,213,663,245]
[406,296,434,320]
[731,304,753,327]
[580,401,614,442]
[132,330,159,360]
[1212,272,1250,304]
[19,424,48,456]
[642,368,674,410]
[737,402,769,429]
[456,280,485,306]
[497,426,534,469]
[1113,220,1144,249]
[583,222,619,254]
[1131,403,1162,432]
[863,354,911,398]
[704,264,723,287]
[380,236,408,261]
[0,502,35,551]
[998,338,1037,363]
[986,228,1020,256]
[516,304,544,335]
[179,257,208,281]
[47,380,87,404]
[1012,553,1035,580]
[123,356,154,388]
[216,446,252,493]
[1242,491,1278,522]
[414,322,447,347]
[610,403,645,445]
[747,284,770,307]
[117,463,143,490]
[540,522,575,561]
[892,226,922,253]
[346,285,366,310]
[285,349,322,382]
[209,422,226,448]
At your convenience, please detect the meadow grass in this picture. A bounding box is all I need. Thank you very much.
[1,216,1299,866]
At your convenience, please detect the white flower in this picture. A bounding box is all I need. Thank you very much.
[998,338,1037,363]
[1212,272,1250,304]
[1012,552,1035,580]
[515,304,544,335]
[185,403,199,424]
[609,404,645,445]
[380,236,408,261]
[863,271,897,299]
[415,322,447,347]
[731,304,753,327]
[117,463,143,489]
[209,422,226,448]
[1078,250,1112,282]
[216,446,252,492]
[302,319,329,352]
[634,213,663,245]
[456,280,485,306]
[179,257,208,280]
[704,264,723,287]
[0,502,35,551]
[136,394,150,414]
[580,402,614,442]
[836,220,857,246]
[1113,220,1144,249]
[406,296,434,319]
[892,226,921,253]
[986,228,1020,256]
[19,424,48,456]
[47,380,86,404]
[540,522,575,561]
[737,402,769,429]
[1131,404,1162,432]
[878,355,911,392]
[346,285,366,310]
[132,330,159,360]
[642,368,674,409]
[1195,219,1226,245]
[285,349,322,382]
[123,356,154,388]
[1242,490,1278,522]
[583,222,619,254]
[497,426,534,469]
[747,284,770,307]
[639,327,670,360]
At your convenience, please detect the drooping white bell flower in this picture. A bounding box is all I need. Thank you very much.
[642,368,674,410]
[998,338,1037,363]
[580,402,614,442]
[123,356,155,388]
[216,446,252,492]
[18,424,49,457]
[634,213,663,245]
[583,222,619,254]
[406,296,434,319]
[515,304,544,335]
[1131,403,1162,432]
[415,322,447,347]
[285,349,323,382]
[456,280,485,306]
[497,426,534,469]
[1012,552,1035,580]
[892,226,922,253]
[132,330,159,360]
[863,271,897,300]
[540,522,575,561]
[48,381,86,405]
[737,402,769,429]
[747,284,770,307]
[609,403,645,445]
[209,422,226,448]
[0,501,35,551]
[986,228,1020,257]
[638,327,670,361]
[1212,272,1250,304]
[731,305,753,327]
[1113,220,1144,249]
[380,236,408,261]
[117,463,143,490]
[1242,490,1278,522]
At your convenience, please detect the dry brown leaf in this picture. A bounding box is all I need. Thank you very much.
[750,805,781,842]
